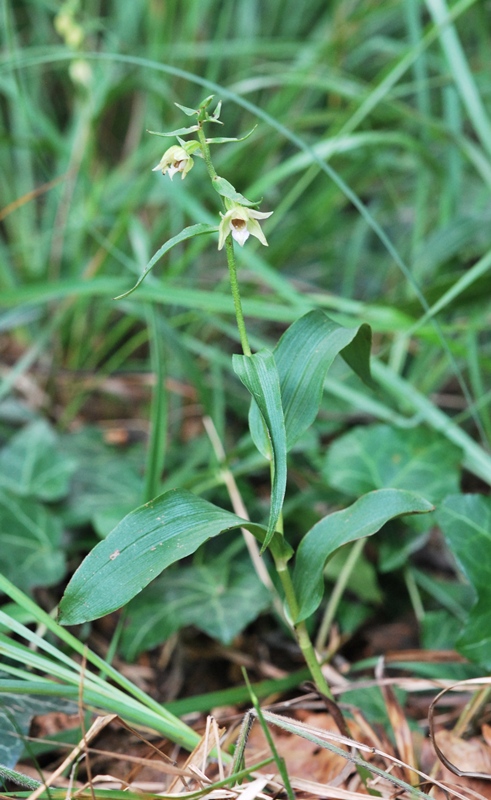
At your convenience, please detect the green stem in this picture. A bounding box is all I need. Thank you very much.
[197,125,251,357]
[225,237,252,356]
[143,304,167,502]
[197,125,218,182]
[275,556,333,700]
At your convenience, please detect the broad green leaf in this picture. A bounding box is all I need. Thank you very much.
[114,224,218,300]
[58,489,272,625]
[120,556,271,661]
[0,685,75,769]
[324,424,461,501]
[0,490,65,591]
[324,424,462,571]
[0,420,76,502]
[212,176,260,208]
[437,494,491,667]
[250,310,372,456]
[233,350,287,549]
[293,489,434,622]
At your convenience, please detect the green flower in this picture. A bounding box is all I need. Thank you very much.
[218,204,273,250]
[152,145,194,180]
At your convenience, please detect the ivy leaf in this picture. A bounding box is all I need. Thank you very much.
[0,489,65,591]
[437,494,491,668]
[324,424,461,501]
[0,686,75,769]
[0,420,76,502]
[120,556,271,661]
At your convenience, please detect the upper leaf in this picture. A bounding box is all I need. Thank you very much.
[147,125,199,137]
[249,310,372,457]
[293,488,434,622]
[212,175,260,208]
[233,350,287,550]
[174,102,199,116]
[58,489,270,625]
[114,224,218,300]
[206,125,257,145]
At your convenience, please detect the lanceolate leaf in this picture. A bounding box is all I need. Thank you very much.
[293,489,434,622]
[206,125,257,144]
[212,176,260,207]
[114,224,218,300]
[250,310,373,456]
[58,489,270,625]
[147,125,199,137]
[233,350,287,549]
[437,494,491,668]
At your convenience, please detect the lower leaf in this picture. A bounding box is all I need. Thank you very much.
[293,488,434,622]
[58,489,267,625]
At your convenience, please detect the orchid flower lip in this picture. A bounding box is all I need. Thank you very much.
[217,203,273,250]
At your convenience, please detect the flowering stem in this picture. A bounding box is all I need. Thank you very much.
[224,238,252,357]
[198,125,252,357]
[274,555,333,700]
[197,125,218,183]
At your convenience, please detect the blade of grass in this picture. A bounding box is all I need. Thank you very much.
[426,0,491,159]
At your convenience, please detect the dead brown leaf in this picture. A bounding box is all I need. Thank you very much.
[245,710,359,785]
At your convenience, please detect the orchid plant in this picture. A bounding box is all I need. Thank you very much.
[58,95,433,701]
